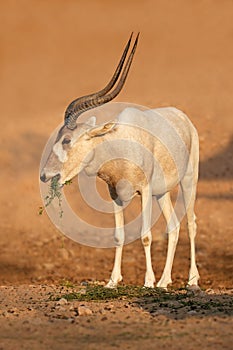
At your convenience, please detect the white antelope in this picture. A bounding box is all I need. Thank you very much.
[40,33,200,289]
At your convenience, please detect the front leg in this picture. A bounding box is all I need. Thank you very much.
[141,185,155,288]
[105,199,124,289]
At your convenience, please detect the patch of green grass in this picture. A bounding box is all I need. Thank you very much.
[49,285,233,317]
[52,285,181,302]
[60,279,76,288]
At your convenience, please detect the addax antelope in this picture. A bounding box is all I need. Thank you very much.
[40,33,200,289]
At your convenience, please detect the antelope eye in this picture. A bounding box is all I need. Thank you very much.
[62,138,71,145]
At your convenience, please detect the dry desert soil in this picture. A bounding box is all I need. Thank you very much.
[0,1,232,349]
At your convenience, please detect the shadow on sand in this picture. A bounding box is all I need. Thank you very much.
[199,135,233,181]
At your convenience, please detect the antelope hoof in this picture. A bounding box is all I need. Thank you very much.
[156,276,172,290]
[144,273,155,288]
[144,281,155,288]
[105,277,121,289]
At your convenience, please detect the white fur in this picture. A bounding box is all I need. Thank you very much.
[53,142,68,163]
[43,106,200,290]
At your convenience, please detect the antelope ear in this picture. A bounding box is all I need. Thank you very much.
[86,122,117,138]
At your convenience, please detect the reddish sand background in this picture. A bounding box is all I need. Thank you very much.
[0,1,232,349]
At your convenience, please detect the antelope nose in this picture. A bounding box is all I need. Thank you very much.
[40,172,47,183]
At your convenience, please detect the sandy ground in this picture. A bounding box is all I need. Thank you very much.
[0,0,233,349]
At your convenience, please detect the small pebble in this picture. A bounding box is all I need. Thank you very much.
[101,316,108,321]
[78,306,93,316]
[56,298,68,306]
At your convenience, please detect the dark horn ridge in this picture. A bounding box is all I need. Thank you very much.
[65,32,133,124]
[66,33,139,129]
[87,32,139,106]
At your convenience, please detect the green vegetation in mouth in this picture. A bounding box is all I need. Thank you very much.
[38,177,72,218]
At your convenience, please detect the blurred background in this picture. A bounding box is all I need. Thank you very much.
[0,0,232,287]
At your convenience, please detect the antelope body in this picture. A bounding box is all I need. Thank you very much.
[40,34,200,289]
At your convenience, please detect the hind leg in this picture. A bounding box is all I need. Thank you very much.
[156,192,180,289]
[181,172,200,287]
[141,185,155,288]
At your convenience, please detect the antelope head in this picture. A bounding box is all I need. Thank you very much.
[40,33,139,186]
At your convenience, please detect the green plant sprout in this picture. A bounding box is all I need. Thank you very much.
[38,177,72,218]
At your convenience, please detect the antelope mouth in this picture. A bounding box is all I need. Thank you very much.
[40,172,61,185]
